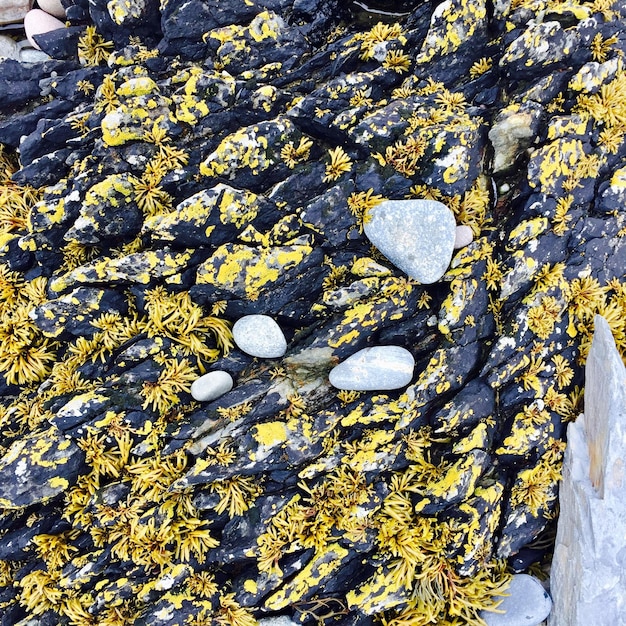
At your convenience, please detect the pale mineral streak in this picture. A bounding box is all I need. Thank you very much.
[549,315,626,626]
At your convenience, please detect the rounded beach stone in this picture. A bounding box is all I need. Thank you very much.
[454,225,474,249]
[480,574,552,626]
[190,370,233,402]
[0,0,30,26]
[24,9,65,50]
[363,199,456,284]
[329,346,415,391]
[0,35,19,60]
[233,315,287,359]
[37,0,65,19]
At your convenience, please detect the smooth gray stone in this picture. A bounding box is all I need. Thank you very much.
[481,574,552,626]
[0,35,18,59]
[363,199,456,284]
[232,314,287,359]
[329,346,414,391]
[190,370,233,402]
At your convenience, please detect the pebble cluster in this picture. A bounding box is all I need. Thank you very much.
[0,0,625,625]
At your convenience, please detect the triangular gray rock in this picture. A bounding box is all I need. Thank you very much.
[329,346,415,391]
[363,199,456,284]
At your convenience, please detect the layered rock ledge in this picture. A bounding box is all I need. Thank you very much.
[1,0,626,624]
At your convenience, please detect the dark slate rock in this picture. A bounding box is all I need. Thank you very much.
[431,378,496,434]
[0,58,77,108]
[0,99,75,147]
[0,427,85,508]
[50,66,109,101]
[30,287,128,339]
[11,148,73,188]
[19,118,78,167]
[0,508,57,560]
[33,25,83,60]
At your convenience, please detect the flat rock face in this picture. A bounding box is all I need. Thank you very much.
[549,315,626,626]
[233,315,287,358]
[329,346,415,391]
[363,200,456,284]
[481,574,552,626]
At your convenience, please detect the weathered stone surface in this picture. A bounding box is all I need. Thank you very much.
[233,314,287,358]
[488,102,543,173]
[49,248,201,293]
[30,287,127,338]
[363,200,456,284]
[1,2,626,624]
[64,173,143,244]
[0,36,19,60]
[191,370,234,402]
[549,315,626,626]
[329,345,415,391]
[0,426,84,508]
[500,21,580,77]
[482,574,552,626]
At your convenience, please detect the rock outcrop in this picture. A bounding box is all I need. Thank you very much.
[0,0,625,624]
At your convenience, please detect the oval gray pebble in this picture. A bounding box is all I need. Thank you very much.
[329,346,415,391]
[232,314,287,359]
[190,370,234,402]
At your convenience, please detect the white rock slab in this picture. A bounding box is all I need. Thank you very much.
[481,574,552,626]
[329,346,414,391]
[233,315,287,359]
[0,0,30,26]
[190,371,233,402]
[549,315,626,626]
[363,199,456,284]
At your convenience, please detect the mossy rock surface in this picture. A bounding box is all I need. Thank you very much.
[1,0,626,624]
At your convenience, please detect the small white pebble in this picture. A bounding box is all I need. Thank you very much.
[191,371,233,402]
[454,225,474,249]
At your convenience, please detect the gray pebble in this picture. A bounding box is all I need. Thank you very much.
[364,199,456,284]
[232,314,287,358]
[329,346,415,391]
[190,370,233,402]
[480,574,552,626]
